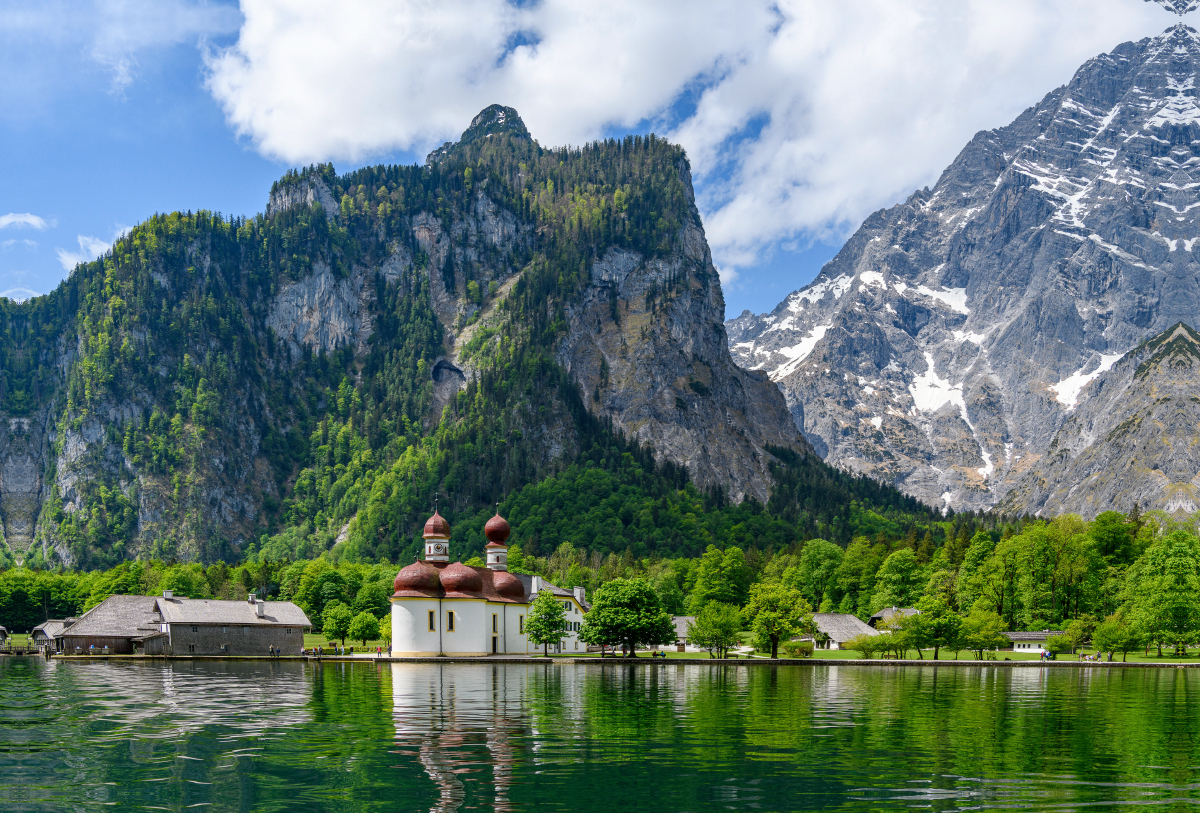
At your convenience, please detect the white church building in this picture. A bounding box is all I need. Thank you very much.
[390,510,589,656]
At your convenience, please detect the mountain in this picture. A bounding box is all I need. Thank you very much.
[998,322,1200,516]
[1150,1,1200,15]
[0,105,884,569]
[728,24,1200,518]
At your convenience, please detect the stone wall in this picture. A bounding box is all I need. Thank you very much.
[167,623,305,656]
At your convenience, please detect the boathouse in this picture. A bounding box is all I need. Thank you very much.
[58,595,162,654]
[155,593,312,655]
[32,619,69,651]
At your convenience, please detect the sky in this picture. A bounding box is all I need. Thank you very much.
[0,0,1183,317]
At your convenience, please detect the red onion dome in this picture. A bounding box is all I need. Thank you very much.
[440,562,483,595]
[484,512,511,545]
[393,561,441,594]
[493,570,525,600]
[424,510,450,539]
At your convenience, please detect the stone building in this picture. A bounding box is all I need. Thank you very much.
[155,594,312,655]
[390,510,588,656]
[56,592,311,655]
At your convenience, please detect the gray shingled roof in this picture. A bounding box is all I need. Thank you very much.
[1004,630,1065,641]
[514,575,590,609]
[671,616,695,642]
[812,613,878,643]
[155,597,311,627]
[59,595,161,639]
[870,607,919,624]
[32,620,67,639]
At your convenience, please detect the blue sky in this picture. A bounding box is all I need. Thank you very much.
[0,0,1175,317]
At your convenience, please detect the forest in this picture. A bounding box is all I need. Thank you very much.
[0,106,945,575]
[8,505,1198,658]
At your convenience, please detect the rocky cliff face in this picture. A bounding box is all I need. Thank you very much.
[0,105,808,566]
[728,24,1200,517]
[557,217,804,504]
[999,323,1200,516]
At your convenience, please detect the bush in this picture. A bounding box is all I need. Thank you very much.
[781,640,814,658]
[843,633,881,659]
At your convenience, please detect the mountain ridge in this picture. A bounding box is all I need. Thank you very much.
[728,24,1200,518]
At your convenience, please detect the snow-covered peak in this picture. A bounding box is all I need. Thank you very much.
[1147,0,1200,16]
[727,27,1200,516]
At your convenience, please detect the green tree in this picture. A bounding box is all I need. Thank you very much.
[843,632,881,659]
[784,538,843,610]
[322,602,354,646]
[744,582,814,659]
[579,578,675,656]
[526,589,569,656]
[686,602,741,659]
[1090,511,1136,565]
[687,545,752,612]
[1092,611,1142,662]
[869,548,924,613]
[910,594,963,660]
[347,610,380,646]
[1125,529,1200,656]
[961,604,1008,659]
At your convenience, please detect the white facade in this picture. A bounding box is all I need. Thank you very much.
[390,591,588,656]
[389,512,587,656]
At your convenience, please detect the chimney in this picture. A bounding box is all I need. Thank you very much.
[532,576,543,596]
[256,600,265,618]
[163,590,173,599]
[248,593,256,604]
[573,586,586,605]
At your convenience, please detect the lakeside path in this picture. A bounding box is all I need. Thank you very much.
[14,653,1200,668]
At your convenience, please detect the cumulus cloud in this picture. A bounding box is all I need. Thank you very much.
[205,0,770,162]
[0,213,53,230]
[56,235,114,271]
[205,0,1170,288]
[2,239,38,251]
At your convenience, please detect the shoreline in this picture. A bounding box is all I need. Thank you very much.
[7,653,1199,668]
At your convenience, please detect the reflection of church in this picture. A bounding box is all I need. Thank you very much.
[390,511,589,656]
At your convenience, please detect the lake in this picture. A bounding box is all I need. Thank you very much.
[1,658,1197,812]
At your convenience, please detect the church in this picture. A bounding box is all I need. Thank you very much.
[390,509,589,656]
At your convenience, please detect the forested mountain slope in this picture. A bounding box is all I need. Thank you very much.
[729,24,1200,518]
[0,106,939,570]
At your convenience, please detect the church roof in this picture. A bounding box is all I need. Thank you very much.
[392,562,529,603]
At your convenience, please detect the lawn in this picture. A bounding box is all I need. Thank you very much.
[303,633,387,652]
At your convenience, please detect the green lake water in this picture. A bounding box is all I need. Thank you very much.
[2,659,1200,812]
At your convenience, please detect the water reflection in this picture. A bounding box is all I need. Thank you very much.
[8,659,1200,812]
[0,657,313,812]
[392,664,533,813]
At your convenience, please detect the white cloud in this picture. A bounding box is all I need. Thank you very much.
[0,213,53,230]
[56,235,114,271]
[0,0,241,94]
[2,239,38,250]
[204,0,1171,289]
[205,0,770,162]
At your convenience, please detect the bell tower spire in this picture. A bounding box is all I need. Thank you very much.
[423,494,450,563]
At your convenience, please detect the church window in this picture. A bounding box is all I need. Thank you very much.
[428,610,436,632]
[492,614,498,633]
[519,615,525,634]
[447,611,456,632]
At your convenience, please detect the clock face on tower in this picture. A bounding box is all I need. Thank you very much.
[430,543,447,554]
